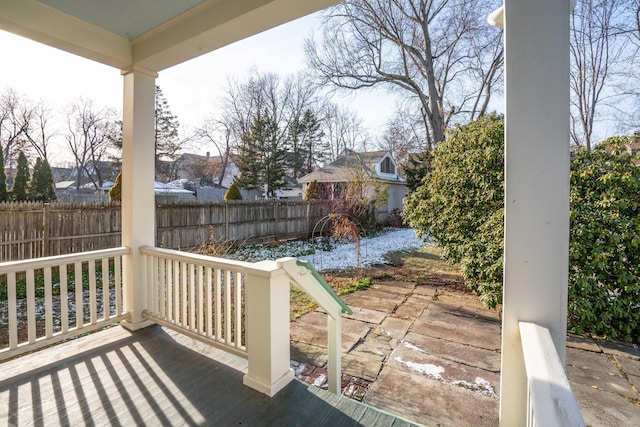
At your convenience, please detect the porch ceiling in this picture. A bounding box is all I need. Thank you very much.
[0,0,339,72]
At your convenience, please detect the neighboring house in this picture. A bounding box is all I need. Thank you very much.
[162,152,240,188]
[298,150,407,213]
[273,176,303,200]
[64,160,120,190]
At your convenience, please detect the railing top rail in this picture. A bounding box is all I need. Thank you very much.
[140,245,265,273]
[295,259,352,315]
[519,321,585,427]
[0,247,130,273]
[277,257,352,318]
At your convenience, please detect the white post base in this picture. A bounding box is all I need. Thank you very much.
[120,319,154,332]
[243,368,295,397]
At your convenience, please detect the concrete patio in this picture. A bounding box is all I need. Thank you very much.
[290,276,640,426]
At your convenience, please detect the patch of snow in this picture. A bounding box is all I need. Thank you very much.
[403,341,426,353]
[450,377,499,400]
[394,357,445,380]
[300,228,424,272]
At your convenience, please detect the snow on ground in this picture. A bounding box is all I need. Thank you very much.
[299,228,425,272]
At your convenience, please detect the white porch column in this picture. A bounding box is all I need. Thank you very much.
[120,67,157,330]
[500,0,571,425]
[243,261,295,396]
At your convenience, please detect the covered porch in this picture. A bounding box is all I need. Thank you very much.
[1,0,584,425]
[0,324,414,426]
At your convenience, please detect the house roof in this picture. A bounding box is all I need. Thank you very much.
[298,150,405,184]
[0,0,339,73]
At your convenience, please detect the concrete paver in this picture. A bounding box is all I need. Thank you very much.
[572,382,640,426]
[402,331,501,373]
[290,277,640,426]
[364,366,499,427]
[566,347,638,399]
[388,345,501,397]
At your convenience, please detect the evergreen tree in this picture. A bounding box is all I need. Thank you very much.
[236,113,286,197]
[109,170,122,201]
[288,109,324,178]
[29,158,57,201]
[155,85,181,179]
[402,150,434,193]
[11,151,30,201]
[224,182,243,201]
[0,144,7,202]
[304,179,321,200]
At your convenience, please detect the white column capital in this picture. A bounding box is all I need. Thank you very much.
[120,65,159,78]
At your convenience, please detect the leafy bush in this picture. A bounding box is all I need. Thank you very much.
[224,182,242,201]
[568,138,640,341]
[404,116,640,342]
[109,171,122,201]
[403,114,505,308]
[304,179,321,200]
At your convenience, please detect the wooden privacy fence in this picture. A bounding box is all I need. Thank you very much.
[0,200,335,262]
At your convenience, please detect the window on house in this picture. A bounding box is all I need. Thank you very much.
[381,157,395,174]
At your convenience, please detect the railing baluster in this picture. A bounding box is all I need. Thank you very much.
[75,261,83,329]
[26,269,35,343]
[215,268,221,341]
[89,259,97,325]
[235,272,242,348]
[60,264,69,333]
[44,266,53,338]
[114,255,122,317]
[166,257,173,322]
[197,265,204,334]
[7,272,17,349]
[189,263,195,331]
[181,261,188,327]
[173,259,180,324]
[225,270,231,344]
[159,256,166,319]
[102,257,109,321]
[206,266,212,337]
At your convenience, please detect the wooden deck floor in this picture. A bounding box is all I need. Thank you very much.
[0,325,418,426]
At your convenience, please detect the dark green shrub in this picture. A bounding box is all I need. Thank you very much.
[224,182,242,201]
[403,114,505,308]
[404,115,640,342]
[304,179,321,200]
[568,139,640,341]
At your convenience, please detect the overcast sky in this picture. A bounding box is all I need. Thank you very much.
[0,12,396,166]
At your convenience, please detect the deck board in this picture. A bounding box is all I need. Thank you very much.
[0,325,420,426]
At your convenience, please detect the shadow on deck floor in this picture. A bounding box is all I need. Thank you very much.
[0,325,418,426]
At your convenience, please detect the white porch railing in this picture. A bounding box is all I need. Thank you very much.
[140,246,351,397]
[0,245,350,398]
[140,246,249,358]
[0,247,129,361]
[519,321,585,427]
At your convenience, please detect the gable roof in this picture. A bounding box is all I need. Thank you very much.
[298,150,405,184]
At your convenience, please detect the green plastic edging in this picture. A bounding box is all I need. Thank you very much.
[296,259,352,315]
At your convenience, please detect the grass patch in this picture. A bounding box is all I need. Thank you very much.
[290,277,372,320]
[381,244,462,282]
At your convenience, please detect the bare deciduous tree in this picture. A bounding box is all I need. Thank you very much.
[570,0,629,150]
[319,103,369,163]
[0,88,32,171]
[65,98,119,189]
[305,0,503,146]
[23,100,56,162]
